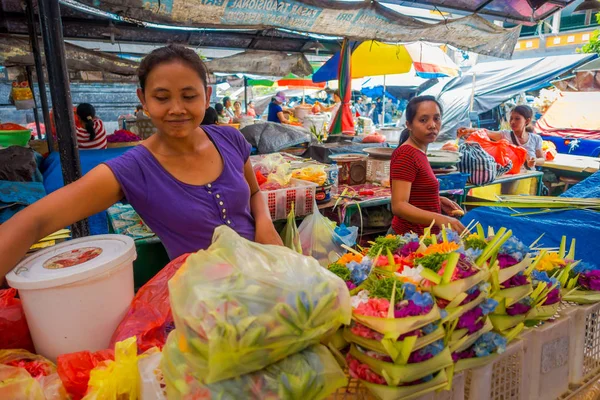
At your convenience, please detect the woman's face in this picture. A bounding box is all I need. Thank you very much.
[234,102,241,111]
[249,103,254,109]
[225,99,232,108]
[137,61,211,138]
[510,111,529,133]
[406,101,442,144]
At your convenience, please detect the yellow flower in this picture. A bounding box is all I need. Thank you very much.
[338,252,363,265]
[536,252,567,272]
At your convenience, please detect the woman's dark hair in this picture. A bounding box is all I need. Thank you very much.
[223,97,231,107]
[399,95,444,145]
[512,105,535,133]
[201,106,218,125]
[334,89,340,98]
[215,103,224,114]
[76,103,96,141]
[138,44,209,92]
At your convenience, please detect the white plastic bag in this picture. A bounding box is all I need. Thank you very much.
[298,204,347,267]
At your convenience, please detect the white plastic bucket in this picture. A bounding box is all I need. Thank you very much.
[6,235,136,361]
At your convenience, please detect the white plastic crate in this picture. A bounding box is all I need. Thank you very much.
[261,178,318,221]
[464,340,526,400]
[560,301,600,386]
[366,158,390,184]
[521,314,572,400]
[138,351,167,400]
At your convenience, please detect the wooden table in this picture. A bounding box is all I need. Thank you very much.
[543,153,600,176]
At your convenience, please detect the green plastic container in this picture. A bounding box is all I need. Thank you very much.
[0,130,31,147]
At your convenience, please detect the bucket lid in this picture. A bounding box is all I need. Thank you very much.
[7,235,136,290]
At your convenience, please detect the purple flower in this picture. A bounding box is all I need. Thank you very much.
[502,274,529,289]
[399,241,420,257]
[498,254,519,269]
[452,348,476,362]
[394,300,432,318]
[506,302,531,316]
[398,329,422,341]
[346,281,357,290]
[408,351,434,364]
[457,307,484,334]
[579,270,600,292]
[545,288,561,305]
[463,289,481,305]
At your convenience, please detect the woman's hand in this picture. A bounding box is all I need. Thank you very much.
[457,127,477,139]
[435,215,466,234]
[254,217,283,246]
[440,197,464,218]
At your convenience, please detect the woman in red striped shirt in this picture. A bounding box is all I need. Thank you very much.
[390,96,465,236]
[76,103,107,150]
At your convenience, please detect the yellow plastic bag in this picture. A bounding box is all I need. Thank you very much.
[292,166,327,186]
[83,337,143,400]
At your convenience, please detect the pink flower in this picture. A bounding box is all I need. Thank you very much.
[408,350,433,364]
[354,298,391,317]
[579,270,600,292]
[399,242,420,257]
[501,274,529,289]
[506,302,531,316]
[347,354,387,385]
[350,323,383,341]
[457,307,484,334]
[377,254,402,268]
[346,281,357,290]
[398,329,422,341]
[544,288,560,305]
[394,300,431,318]
[452,348,476,362]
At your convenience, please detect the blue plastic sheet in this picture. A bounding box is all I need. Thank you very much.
[462,172,600,264]
[41,147,133,235]
[0,181,45,223]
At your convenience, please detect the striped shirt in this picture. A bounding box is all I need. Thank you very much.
[76,118,107,150]
[390,144,441,236]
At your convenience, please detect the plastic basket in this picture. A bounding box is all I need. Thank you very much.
[138,351,167,400]
[0,129,31,147]
[366,158,390,184]
[521,314,572,400]
[464,340,525,400]
[561,301,600,386]
[261,178,317,221]
[416,372,465,400]
[437,173,470,192]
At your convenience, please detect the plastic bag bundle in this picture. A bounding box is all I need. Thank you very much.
[0,349,68,400]
[466,131,527,175]
[161,331,347,400]
[168,226,351,384]
[110,253,189,352]
[0,288,35,352]
[457,142,511,185]
[57,349,114,400]
[291,165,327,186]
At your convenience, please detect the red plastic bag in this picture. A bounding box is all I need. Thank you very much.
[0,288,35,352]
[467,130,527,174]
[109,253,190,353]
[56,349,114,400]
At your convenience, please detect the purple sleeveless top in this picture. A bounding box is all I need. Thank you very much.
[104,125,255,259]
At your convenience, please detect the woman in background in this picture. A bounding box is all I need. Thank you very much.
[246,101,257,118]
[215,103,231,124]
[76,103,107,150]
[233,101,243,122]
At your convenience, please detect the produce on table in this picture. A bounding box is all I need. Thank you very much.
[162,335,347,400]
[168,226,350,384]
[0,123,28,131]
[362,133,386,143]
[107,130,142,143]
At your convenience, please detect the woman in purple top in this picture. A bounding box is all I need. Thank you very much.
[0,44,282,278]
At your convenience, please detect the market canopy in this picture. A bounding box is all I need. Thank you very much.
[312,41,459,83]
[70,0,522,59]
[422,53,598,140]
[0,34,139,75]
[205,51,312,76]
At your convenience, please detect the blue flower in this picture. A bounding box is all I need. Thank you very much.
[440,230,461,244]
[351,268,368,285]
[479,282,491,295]
[425,339,445,357]
[531,270,558,287]
[464,248,483,262]
[499,237,530,262]
[480,298,499,316]
[402,283,417,299]
[410,291,434,308]
[474,332,507,357]
[573,262,599,275]
[440,309,448,320]
[421,374,434,382]
[466,285,480,295]
[400,232,420,243]
[422,323,439,335]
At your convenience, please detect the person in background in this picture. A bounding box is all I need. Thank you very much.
[373,97,383,126]
[268,91,290,124]
[222,96,235,121]
[201,106,218,125]
[390,95,465,236]
[458,105,544,168]
[367,103,376,119]
[135,104,148,119]
[233,101,243,122]
[321,90,342,122]
[353,96,367,117]
[246,101,257,118]
[215,103,231,124]
[75,103,107,150]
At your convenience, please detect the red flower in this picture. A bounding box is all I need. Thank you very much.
[354,298,391,317]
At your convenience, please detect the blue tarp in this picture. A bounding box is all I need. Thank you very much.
[0,181,45,223]
[540,135,600,158]
[422,54,597,141]
[41,147,133,235]
[462,171,600,265]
